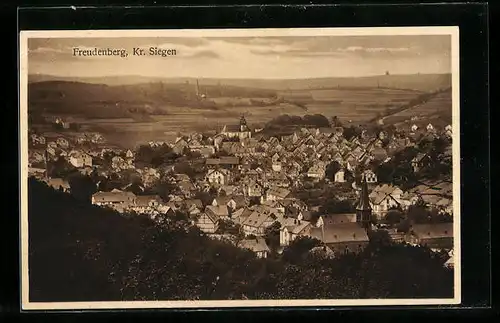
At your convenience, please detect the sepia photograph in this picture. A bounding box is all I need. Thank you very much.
[19,27,460,309]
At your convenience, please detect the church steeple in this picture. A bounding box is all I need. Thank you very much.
[240,115,248,132]
[356,175,372,229]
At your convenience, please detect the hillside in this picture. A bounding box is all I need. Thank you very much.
[28,177,453,302]
[29,73,451,92]
[28,81,212,119]
[381,88,453,127]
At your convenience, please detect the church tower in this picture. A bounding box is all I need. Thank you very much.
[356,176,372,230]
[240,115,248,132]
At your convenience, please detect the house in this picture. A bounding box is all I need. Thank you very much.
[408,223,454,251]
[172,139,189,155]
[132,195,166,215]
[195,212,220,233]
[279,219,311,246]
[363,169,377,183]
[346,159,358,172]
[410,124,419,133]
[205,205,230,221]
[242,210,279,236]
[68,151,93,168]
[28,167,46,178]
[334,169,346,183]
[183,199,204,216]
[369,184,404,219]
[91,190,136,212]
[206,169,231,186]
[30,134,46,145]
[178,180,196,197]
[426,123,435,132]
[444,124,453,138]
[272,162,282,172]
[206,158,221,169]
[56,137,70,149]
[268,173,290,188]
[199,146,216,157]
[232,207,253,225]
[245,180,265,197]
[308,223,369,255]
[211,196,237,211]
[125,149,135,159]
[219,156,240,169]
[44,178,70,193]
[29,150,46,164]
[284,206,313,221]
[266,187,291,202]
[307,164,326,179]
[238,237,270,258]
[411,153,432,172]
[444,249,454,269]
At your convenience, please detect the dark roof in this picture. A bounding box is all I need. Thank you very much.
[135,195,162,207]
[411,223,453,239]
[310,223,369,244]
[224,125,243,132]
[219,156,240,165]
[322,213,357,225]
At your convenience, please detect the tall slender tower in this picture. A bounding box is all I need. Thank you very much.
[356,176,372,230]
[240,115,248,132]
[44,149,50,180]
[196,79,200,97]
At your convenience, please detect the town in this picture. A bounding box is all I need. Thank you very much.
[27,113,454,269]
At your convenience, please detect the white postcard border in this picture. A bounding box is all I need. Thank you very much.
[19,26,461,310]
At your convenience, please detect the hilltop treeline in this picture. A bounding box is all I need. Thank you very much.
[28,81,278,119]
[265,114,330,128]
[29,178,453,302]
[262,114,331,137]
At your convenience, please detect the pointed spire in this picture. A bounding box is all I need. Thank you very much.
[356,176,371,211]
[240,114,247,125]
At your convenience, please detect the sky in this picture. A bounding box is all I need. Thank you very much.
[27,35,452,79]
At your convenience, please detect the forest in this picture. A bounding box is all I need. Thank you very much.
[28,177,454,302]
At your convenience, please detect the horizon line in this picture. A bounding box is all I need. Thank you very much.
[27,72,452,81]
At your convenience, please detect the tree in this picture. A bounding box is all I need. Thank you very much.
[194,191,215,207]
[174,162,196,179]
[282,236,322,264]
[343,126,359,141]
[319,198,355,214]
[28,177,455,302]
[330,116,343,127]
[263,221,282,252]
[407,201,431,224]
[325,161,341,180]
[384,208,404,226]
[49,156,76,178]
[68,174,97,202]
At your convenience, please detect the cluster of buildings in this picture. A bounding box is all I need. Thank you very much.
[27,115,454,264]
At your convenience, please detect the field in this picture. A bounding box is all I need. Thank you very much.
[382,89,452,127]
[27,74,453,147]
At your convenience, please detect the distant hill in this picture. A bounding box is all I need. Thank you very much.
[27,80,230,119]
[29,73,452,92]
